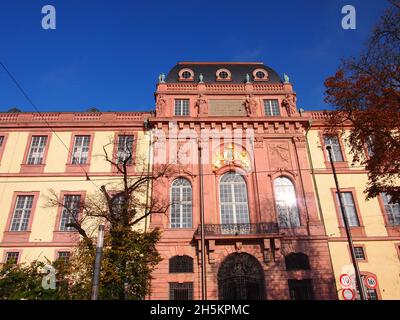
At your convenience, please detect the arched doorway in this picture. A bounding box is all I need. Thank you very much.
[218,252,266,300]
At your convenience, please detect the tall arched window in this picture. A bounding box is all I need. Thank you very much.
[170,178,192,228]
[274,177,300,227]
[219,172,250,226]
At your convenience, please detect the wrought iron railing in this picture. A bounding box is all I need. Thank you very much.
[196,223,279,236]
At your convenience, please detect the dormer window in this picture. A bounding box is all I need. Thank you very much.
[256,71,265,78]
[216,68,232,81]
[178,69,194,81]
[219,71,229,79]
[182,71,191,79]
[253,68,269,81]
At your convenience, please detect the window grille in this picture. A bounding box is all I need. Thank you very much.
[169,282,193,300]
[169,255,194,273]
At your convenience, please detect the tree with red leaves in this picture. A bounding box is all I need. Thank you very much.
[324,3,400,204]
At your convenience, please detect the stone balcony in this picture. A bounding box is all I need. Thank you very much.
[194,222,279,240]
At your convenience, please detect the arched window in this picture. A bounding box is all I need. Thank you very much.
[219,172,250,226]
[285,252,310,271]
[169,255,194,273]
[170,178,192,228]
[274,177,300,227]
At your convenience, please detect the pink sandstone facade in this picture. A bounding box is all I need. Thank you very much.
[2,62,398,299]
[147,62,337,300]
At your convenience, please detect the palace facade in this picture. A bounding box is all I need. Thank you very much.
[0,62,399,300]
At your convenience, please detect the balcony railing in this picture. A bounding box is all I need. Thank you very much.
[196,223,279,237]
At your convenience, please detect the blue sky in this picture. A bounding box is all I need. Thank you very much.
[0,0,391,112]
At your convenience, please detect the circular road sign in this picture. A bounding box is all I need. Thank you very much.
[339,274,352,288]
[364,275,378,289]
[342,288,355,300]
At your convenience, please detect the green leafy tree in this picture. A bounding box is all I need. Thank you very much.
[0,259,71,300]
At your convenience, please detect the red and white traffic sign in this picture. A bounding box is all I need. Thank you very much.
[364,275,378,289]
[339,274,352,288]
[342,288,355,300]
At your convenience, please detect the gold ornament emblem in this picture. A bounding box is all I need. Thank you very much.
[212,143,251,171]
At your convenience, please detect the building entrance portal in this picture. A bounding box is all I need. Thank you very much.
[217,252,266,300]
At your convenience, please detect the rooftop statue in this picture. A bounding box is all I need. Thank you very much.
[158,73,166,83]
[283,73,290,84]
[199,73,204,83]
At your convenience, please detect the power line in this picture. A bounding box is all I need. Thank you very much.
[0,60,101,190]
[0,164,371,184]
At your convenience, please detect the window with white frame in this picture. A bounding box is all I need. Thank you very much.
[382,192,400,225]
[354,247,365,260]
[274,177,300,228]
[60,195,81,231]
[219,172,250,229]
[170,178,192,228]
[71,135,90,164]
[264,99,280,116]
[5,252,19,265]
[355,275,379,300]
[111,194,126,216]
[335,192,360,227]
[174,99,189,116]
[27,136,47,164]
[117,135,134,164]
[366,135,375,157]
[324,135,344,162]
[57,251,71,262]
[10,195,34,231]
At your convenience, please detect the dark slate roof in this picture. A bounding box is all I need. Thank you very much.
[165,62,282,84]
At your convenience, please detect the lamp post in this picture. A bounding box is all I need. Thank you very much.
[91,224,105,300]
[326,146,366,300]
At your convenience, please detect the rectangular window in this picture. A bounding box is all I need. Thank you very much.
[10,195,34,231]
[324,135,344,162]
[111,194,126,216]
[382,193,400,225]
[117,135,134,164]
[354,247,365,260]
[355,287,378,300]
[288,279,314,300]
[366,136,374,157]
[60,195,81,231]
[169,282,193,300]
[356,276,378,300]
[5,252,19,265]
[174,99,189,116]
[27,136,47,165]
[71,135,90,164]
[264,99,280,116]
[57,251,71,262]
[335,192,360,227]
[367,288,378,300]
[0,135,6,162]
